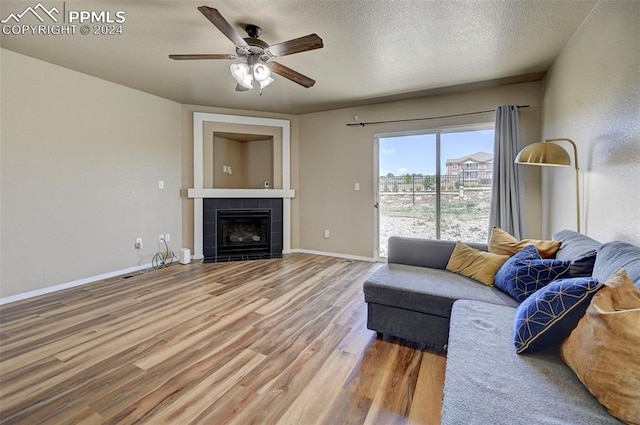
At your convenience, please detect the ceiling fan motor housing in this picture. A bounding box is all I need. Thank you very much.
[244,24,262,39]
[237,38,271,61]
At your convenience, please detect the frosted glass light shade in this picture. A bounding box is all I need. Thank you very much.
[253,62,271,82]
[230,63,253,89]
[259,77,274,89]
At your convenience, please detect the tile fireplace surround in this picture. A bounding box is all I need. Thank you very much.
[203,197,283,262]
[188,189,294,260]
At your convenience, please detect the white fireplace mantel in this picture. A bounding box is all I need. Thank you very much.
[189,112,293,259]
[188,188,295,199]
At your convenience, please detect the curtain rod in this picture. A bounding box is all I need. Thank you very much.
[345,105,529,128]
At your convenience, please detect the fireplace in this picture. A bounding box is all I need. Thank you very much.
[217,210,270,256]
[203,198,283,262]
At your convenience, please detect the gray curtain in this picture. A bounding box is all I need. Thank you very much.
[489,105,524,239]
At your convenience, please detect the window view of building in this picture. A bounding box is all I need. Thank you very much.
[377,129,494,258]
[445,152,493,187]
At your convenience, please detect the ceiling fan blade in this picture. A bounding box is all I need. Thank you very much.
[268,34,323,57]
[169,54,236,60]
[270,62,316,88]
[197,6,248,47]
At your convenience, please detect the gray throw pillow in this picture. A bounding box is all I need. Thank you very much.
[553,230,600,278]
[593,241,640,289]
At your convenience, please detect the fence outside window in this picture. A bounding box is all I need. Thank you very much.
[379,174,492,193]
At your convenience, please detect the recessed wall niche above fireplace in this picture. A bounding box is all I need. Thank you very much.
[204,130,278,190]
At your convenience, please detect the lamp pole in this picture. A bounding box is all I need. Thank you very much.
[544,138,580,233]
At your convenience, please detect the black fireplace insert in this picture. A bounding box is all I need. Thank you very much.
[217,209,271,256]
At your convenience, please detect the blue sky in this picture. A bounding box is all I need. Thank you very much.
[379,130,494,176]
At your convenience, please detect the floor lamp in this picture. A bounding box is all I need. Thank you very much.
[514,138,580,233]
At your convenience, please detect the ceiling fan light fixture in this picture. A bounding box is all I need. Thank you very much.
[170,7,323,91]
[252,61,271,82]
[230,62,253,89]
[231,58,274,91]
[259,76,274,89]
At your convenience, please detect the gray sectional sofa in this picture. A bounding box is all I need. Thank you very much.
[364,237,518,353]
[363,230,640,424]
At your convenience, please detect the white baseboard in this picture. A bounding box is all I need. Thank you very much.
[289,249,375,263]
[0,263,153,306]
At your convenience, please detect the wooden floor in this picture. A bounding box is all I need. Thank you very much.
[0,254,446,425]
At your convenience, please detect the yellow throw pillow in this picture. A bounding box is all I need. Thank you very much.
[561,268,640,424]
[489,226,561,259]
[446,241,510,286]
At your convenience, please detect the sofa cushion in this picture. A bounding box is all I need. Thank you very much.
[442,300,623,425]
[561,269,640,424]
[514,277,602,353]
[363,263,518,318]
[446,241,509,286]
[593,241,640,289]
[387,236,487,269]
[489,226,561,259]
[494,245,571,302]
[553,230,601,277]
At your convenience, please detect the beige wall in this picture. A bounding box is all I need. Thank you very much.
[0,49,183,298]
[542,1,640,244]
[213,136,245,188]
[298,82,543,258]
[243,139,274,189]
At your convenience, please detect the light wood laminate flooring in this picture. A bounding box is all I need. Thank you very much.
[0,254,446,424]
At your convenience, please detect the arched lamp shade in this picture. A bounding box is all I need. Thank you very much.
[515,142,571,167]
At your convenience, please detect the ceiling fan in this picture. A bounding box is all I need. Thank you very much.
[169,6,323,92]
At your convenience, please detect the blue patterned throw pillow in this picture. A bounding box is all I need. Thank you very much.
[514,277,602,353]
[495,245,570,302]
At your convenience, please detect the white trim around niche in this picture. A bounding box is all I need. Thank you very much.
[190,112,293,259]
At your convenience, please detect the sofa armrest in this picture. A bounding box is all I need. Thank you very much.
[387,236,488,269]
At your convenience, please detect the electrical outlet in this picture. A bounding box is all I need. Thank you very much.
[323,229,330,239]
[354,182,360,191]
[165,233,171,242]
[159,234,164,242]
[158,180,164,189]
[135,238,143,249]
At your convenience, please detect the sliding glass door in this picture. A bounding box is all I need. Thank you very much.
[376,126,494,259]
[377,133,437,258]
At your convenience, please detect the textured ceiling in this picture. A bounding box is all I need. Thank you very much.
[0,0,597,114]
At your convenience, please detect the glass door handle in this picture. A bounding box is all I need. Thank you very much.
[374,202,379,209]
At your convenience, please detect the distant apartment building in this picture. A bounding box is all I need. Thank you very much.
[445,151,493,186]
